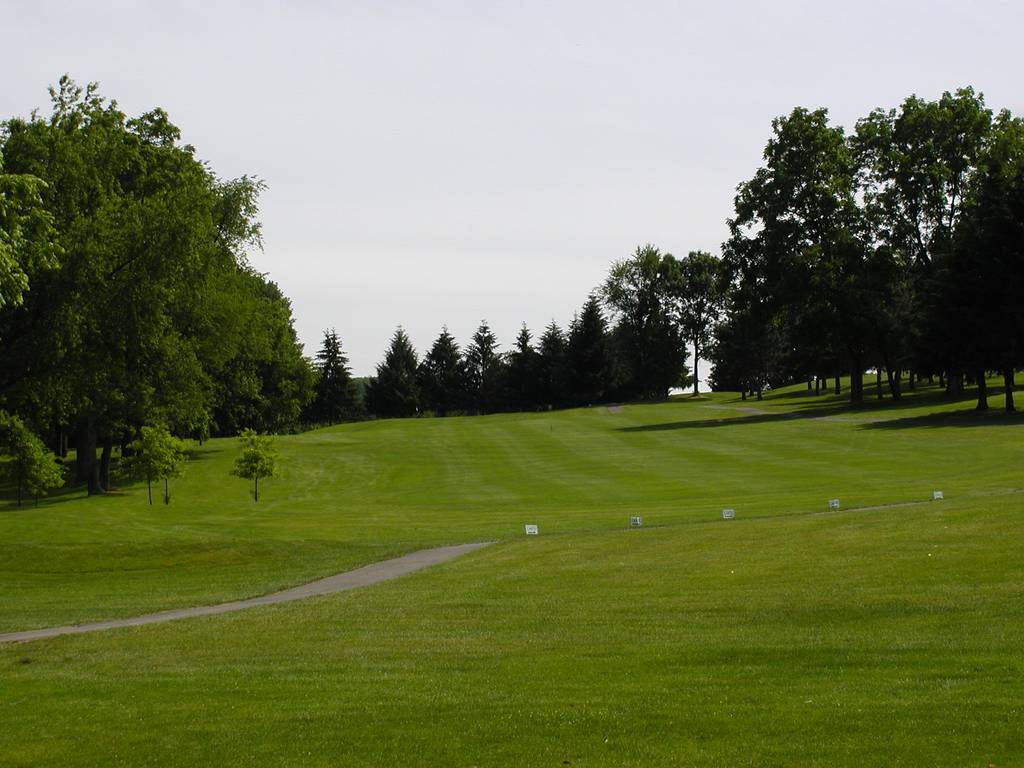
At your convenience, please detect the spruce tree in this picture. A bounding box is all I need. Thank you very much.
[464,322,505,414]
[417,327,467,416]
[506,324,540,411]
[537,321,568,408]
[567,295,612,405]
[365,327,420,418]
[309,329,359,424]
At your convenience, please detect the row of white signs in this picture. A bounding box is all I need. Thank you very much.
[523,492,945,534]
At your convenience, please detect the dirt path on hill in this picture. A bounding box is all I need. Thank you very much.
[0,542,493,645]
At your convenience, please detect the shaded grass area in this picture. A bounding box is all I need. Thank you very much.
[1,496,1021,766]
[2,383,1024,631]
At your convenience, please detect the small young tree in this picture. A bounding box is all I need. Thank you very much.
[127,425,188,505]
[230,428,277,501]
[1,413,65,506]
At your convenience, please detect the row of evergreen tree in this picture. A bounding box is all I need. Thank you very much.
[307,294,684,422]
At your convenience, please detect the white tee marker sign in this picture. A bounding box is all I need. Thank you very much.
[828,499,840,511]
[524,524,539,536]
[630,516,643,527]
[721,508,735,520]
[933,490,944,501]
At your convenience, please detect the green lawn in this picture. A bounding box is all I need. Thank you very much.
[1,383,1022,765]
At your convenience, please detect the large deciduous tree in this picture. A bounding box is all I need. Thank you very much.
[0,77,310,496]
[725,107,875,404]
[602,245,688,399]
[673,251,726,396]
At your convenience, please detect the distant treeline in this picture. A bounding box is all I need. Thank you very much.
[307,245,735,422]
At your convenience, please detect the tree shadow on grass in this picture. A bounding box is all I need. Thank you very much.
[859,409,1024,430]
[619,397,1024,433]
[617,406,844,432]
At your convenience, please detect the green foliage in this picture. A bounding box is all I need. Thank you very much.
[673,251,726,394]
[364,327,420,418]
[602,244,688,399]
[536,320,568,408]
[566,295,613,405]
[0,411,64,505]
[306,329,359,425]
[0,77,310,500]
[126,424,187,505]
[230,428,277,501]
[463,321,504,414]
[417,327,466,417]
[505,323,540,411]
[0,161,59,310]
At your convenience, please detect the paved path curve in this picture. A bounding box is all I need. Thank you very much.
[0,542,492,645]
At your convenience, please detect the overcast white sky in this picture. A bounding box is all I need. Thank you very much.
[4,0,1023,375]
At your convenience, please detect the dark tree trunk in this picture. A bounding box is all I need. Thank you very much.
[976,369,989,411]
[887,368,902,400]
[692,340,700,396]
[876,366,883,400]
[907,370,916,391]
[807,378,812,391]
[17,467,23,507]
[164,477,169,505]
[946,370,962,398]
[147,476,153,505]
[99,436,113,493]
[815,377,820,396]
[254,476,259,502]
[1004,368,1016,413]
[75,415,102,495]
[850,355,864,405]
[938,372,944,389]
[741,389,747,401]
[834,375,841,395]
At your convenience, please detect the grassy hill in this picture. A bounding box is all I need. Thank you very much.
[2,382,1022,765]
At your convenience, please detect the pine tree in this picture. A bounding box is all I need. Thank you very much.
[417,327,467,416]
[567,295,612,405]
[506,324,540,410]
[537,321,568,408]
[464,322,505,414]
[309,329,359,424]
[365,327,420,418]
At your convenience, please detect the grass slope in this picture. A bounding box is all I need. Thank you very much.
[1,383,1023,765]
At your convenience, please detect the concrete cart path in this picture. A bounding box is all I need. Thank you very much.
[0,541,493,645]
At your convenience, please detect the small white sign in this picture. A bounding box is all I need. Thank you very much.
[630,516,643,527]
[828,499,840,510]
[721,508,735,520]
[933,490,944,500]
[524,524,539,535]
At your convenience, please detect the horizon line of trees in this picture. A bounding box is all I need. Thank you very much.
[306,245,735,422]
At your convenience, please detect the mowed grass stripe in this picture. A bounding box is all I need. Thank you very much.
[1,497,1021,766]
[2,384,1023,631]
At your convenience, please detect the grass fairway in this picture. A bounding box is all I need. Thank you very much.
[2,384,1023,765]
